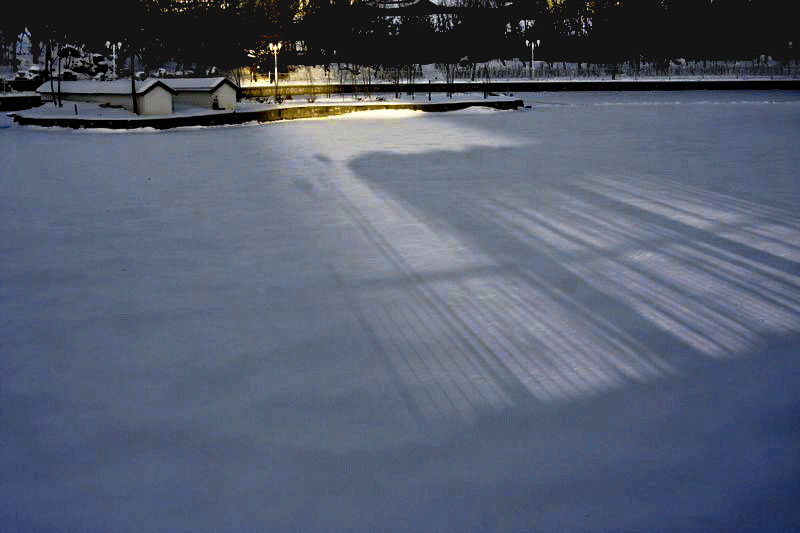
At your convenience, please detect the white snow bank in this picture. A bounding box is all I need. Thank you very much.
[0,91,39,97]
[15,101,233,121]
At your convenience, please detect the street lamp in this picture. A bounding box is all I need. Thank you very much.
[526,39,540,79]
[268,42,282,100]
[246,49,259,83]
[105,41,121,79]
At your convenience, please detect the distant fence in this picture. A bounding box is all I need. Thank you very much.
[241,78,800,100]
[237,61,800,88]
[371,62,800,82]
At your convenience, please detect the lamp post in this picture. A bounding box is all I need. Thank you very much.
[246,49,259,83]
[269,42,282,100]
[526,39,540,79]
[105,41,121,79]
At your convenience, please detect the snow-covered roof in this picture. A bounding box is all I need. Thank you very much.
[371,0,428,8]
[161,77,239,93]
[35,79,176,96]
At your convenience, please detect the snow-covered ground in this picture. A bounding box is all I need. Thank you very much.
[0,91,38,97]
[2,91,800,532]
[15,101,235,120]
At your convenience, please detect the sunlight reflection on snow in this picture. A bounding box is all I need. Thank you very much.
[330,109,424,120]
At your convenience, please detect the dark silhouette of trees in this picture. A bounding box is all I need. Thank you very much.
[4,0,798,82]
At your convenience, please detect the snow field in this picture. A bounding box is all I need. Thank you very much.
[1,91,800,531]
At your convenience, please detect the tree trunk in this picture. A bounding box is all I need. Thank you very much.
[11,39,17,72]
[11,35,18,73]
[31,33,40,64]
[57,55,63,107]
[48,44,57,108]
[131,51,139,115]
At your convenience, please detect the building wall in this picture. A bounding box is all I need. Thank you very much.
[173,91,213,108]
[56,93,132,109]
[45,89,173,115]
[137,87,173,115]
[173,84,237,109]
[214,84,237,110]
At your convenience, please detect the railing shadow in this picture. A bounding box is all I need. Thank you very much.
[330,143,800,422]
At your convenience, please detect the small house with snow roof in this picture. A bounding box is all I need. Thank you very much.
[161,77,239,110]
[36,79,176,116]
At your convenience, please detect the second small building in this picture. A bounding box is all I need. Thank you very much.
[162,77,239,110]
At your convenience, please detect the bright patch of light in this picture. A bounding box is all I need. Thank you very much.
[331,109,424,120]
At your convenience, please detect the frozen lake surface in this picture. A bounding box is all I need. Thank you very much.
[2,91,800,531]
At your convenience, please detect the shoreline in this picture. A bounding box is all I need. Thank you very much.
[12,98,524,130]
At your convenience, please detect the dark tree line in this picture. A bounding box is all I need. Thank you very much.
[1,1,287,76]
[2,0,798,78]
[299,0,798,69]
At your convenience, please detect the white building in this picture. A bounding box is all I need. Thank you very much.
[162,77,239,110]
[36,79,176,116]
